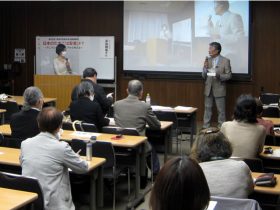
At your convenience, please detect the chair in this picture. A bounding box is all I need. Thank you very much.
[71,139,122,210]
[0,101,19,123]
[260,93,280,105]
[0,171,45,210]
[262,106,280,118]
[2,136,24,148]
[211,196,262,210]
[243,158,264,172]
[102,126,154,185]
[62,121,74,131]
[72,120,98,132]
[153,110,183,154]
[80,122,98,132]
[0,133,4,146]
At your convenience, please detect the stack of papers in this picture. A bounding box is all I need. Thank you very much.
[174,106,193,111]
[273,149,280,156]
[71,131,100,138]
[151,106,174,111]
[207,201,217,210]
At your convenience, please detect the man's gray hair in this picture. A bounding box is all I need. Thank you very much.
[77,81,94,98]
[127,80,143,96]
[23,86,43,111]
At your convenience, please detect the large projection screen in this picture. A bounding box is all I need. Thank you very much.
[123,1,250,79]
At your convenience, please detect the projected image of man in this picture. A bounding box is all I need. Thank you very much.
[202,42,232,129]
[208,0,245,68]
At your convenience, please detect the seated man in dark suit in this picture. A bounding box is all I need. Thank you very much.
[10,86,44,139]
[70,81,109,132]
[71,67,113,115]
[114,80,161,177]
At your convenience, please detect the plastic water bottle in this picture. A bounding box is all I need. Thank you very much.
[146,93,151,105]
[86,141,92,161]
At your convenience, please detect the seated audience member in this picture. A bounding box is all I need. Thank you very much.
[20,107,88,210]
[10,86,44,139]
[70,81,109,131]
[256,98,274,136]
[71,67,113,115]
[150,156,210,210]
[191,127,254,198]
[221,94,266,158]
[114,80,161,175]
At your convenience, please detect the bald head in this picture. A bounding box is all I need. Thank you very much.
[127,80,143,97]
[37,107,63,134]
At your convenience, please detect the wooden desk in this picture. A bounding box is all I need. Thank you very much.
[0,109,5,125]
[0,125,146,201]
[7,95,57,107]
[252,172,280,195]
[0,187,38,210]
[259,145,280,160]
[0,147,105,210]
[61,130,146,199]
[147,121,173,162]
[263,117,280,126]
[175,107,197,146]
[152,106,198,146]
[0,124,12,136]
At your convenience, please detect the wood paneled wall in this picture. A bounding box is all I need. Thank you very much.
[0,1,279,121]
[34,75,81,110]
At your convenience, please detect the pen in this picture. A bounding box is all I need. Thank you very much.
[77,149,82,155]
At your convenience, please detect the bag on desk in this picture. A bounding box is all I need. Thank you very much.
[255,173,277,187]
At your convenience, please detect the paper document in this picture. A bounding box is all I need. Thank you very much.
[207,72,216,77]
[174,106,193,111]
[71,131,100,138]
[151,105,174,111]
[109,118,116,126]
[273,149,280,156]
[206,201,217,210]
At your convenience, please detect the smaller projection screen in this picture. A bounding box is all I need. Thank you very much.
[36,36,115,80]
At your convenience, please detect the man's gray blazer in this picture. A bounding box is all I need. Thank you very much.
[113,95,160,136]
[202,55,232,97]
[20,132,88,210]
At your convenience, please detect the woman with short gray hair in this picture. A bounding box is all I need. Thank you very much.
[191,127,254,199]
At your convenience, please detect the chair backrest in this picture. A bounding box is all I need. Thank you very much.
[260,93,280,105]
[62,121,74,131]
[262,107,280,118]
[0,133,4,146]
[211,196,261,210]
[0,101,19,123]
[243,158,264,172]
[102,126,139,136]
[81,122,98,132]
[71,139,115,169]
[2,136,24,148]
[72,120,98,132]
[0,171,45,210]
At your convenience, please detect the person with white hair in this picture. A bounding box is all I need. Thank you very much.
[10,86,44,139]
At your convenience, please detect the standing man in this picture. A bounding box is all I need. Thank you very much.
[71,67,113,115]
[20,107,88,210]
[202,42,232,128]
[10,86,44,139]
